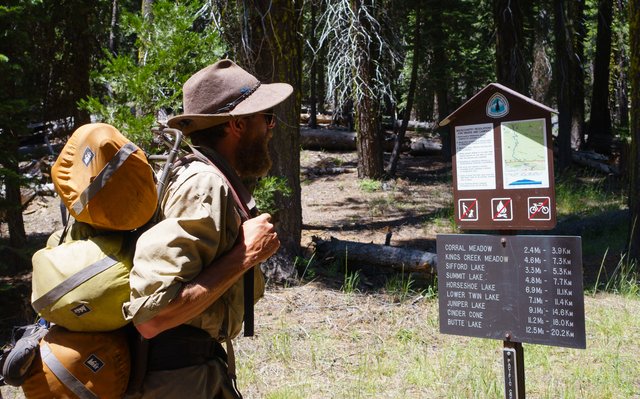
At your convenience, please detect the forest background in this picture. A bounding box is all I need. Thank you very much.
[1,1,640,397]
[1,0,640,314]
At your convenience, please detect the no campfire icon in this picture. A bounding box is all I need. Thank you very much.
[491,198,513,221]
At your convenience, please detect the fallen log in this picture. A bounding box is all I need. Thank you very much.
[302,166,353,177]
[571,151,620,175]
[391,119,436,132]
[409,137,442,156]
[301,128,410,152]
[301,128,356,151]
[312,236,437,274]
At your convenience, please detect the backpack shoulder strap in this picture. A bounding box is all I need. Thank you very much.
[174,148,256,221]
[175,146,258,337]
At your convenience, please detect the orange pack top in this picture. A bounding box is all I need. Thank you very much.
[52,123,157,231]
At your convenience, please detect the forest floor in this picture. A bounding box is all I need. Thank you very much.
[0,129,634,398]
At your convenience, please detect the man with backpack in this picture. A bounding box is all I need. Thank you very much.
[123,59,293,398]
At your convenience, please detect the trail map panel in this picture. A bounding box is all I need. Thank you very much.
[501,119,550,190]
[437,234,585,349]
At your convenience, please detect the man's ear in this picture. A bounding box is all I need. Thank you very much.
[228,118,245,138]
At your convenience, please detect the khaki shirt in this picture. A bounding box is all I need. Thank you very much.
[123,157,264,340]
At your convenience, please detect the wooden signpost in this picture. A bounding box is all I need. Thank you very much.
[437,84,586,399]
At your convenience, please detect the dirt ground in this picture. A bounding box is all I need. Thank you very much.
[0,139,632,398]
[299,149,452,252]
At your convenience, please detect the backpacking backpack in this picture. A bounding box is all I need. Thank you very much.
[30,123,157,332]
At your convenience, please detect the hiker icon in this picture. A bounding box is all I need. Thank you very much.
[458,199,479,221]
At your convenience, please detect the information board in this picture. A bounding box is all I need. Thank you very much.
[443,84,558,230]
[437,234,585,349]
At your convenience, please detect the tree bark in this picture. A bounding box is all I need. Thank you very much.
[494,0,530,94]
[553,0,575,171]
[387,4,421,177]
[4,137,26,248]
[614,0,629,128]
[109,0,119,55]
[587,0,614,154]
[530,3,552,105]
[570,0,586,149]
[244,0,304,278]
[308,0,318,129]
[628,0,640,260]
[313,236,436,274]
[68,1,92,127]
[352,0,384,179]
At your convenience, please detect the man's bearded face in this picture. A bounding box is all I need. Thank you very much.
[235,115,272,177]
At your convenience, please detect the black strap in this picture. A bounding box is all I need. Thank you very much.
[177,147,258,337]
[146,325,227,371]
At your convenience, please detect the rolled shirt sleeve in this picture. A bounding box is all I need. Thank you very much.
[123,160,240,325]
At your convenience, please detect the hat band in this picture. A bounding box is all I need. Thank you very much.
[214,82,261,114]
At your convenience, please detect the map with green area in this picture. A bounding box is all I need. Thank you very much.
[501,119,549,189]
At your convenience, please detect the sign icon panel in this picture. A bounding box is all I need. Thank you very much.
[528,197,551,220]
[458,199,479,221]
[486,93,509,118]
[492,198,513,221]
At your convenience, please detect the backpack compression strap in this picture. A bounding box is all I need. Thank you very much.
[178,147,258,336]
[40,342,98,399]
[71,142,138,216]
[31,255,119,314]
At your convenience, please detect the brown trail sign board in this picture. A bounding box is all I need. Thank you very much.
[438,84,583,398]
[440,83,558,230]
[437,234,586,349]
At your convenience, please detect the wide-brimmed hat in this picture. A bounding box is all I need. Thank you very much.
[167,59,293,135]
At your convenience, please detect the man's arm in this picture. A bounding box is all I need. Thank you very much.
[135,213,279,339]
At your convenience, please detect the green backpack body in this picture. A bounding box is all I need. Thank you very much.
[30,228,134,332]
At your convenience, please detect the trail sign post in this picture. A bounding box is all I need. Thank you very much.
[438,84,585,399]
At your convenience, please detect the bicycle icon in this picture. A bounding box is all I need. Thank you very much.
[529,202,549,215]
[527,197,552,220]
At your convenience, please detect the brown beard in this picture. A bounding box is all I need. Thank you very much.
[235,130,272,177]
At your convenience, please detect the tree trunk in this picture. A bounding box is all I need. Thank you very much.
[308,0,318,129]
[5,138,26,248]
[531,2,553,105]
[109,0,119,55]
[387,5,421,177]
[614,0,629,128]
[352,0,384,179]
[430,1,452,159]
[587,0,614,154]
[628,0,640,261]
[553,0,574,171]
[68,1,92,127]
[570,0,586,149]
[244,0,304,278]
[139,0,153,66]
[494,0,530,94]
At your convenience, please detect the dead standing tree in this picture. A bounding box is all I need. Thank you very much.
[317,0,400,179]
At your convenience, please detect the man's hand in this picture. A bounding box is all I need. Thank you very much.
[135,213,280,339]
[239,213,280,267]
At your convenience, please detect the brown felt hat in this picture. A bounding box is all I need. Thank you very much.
[168,59,293,135]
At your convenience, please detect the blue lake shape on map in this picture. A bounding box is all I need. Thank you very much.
[509,179,542,186]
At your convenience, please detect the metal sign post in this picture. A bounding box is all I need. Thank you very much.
[503,341,525,399]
